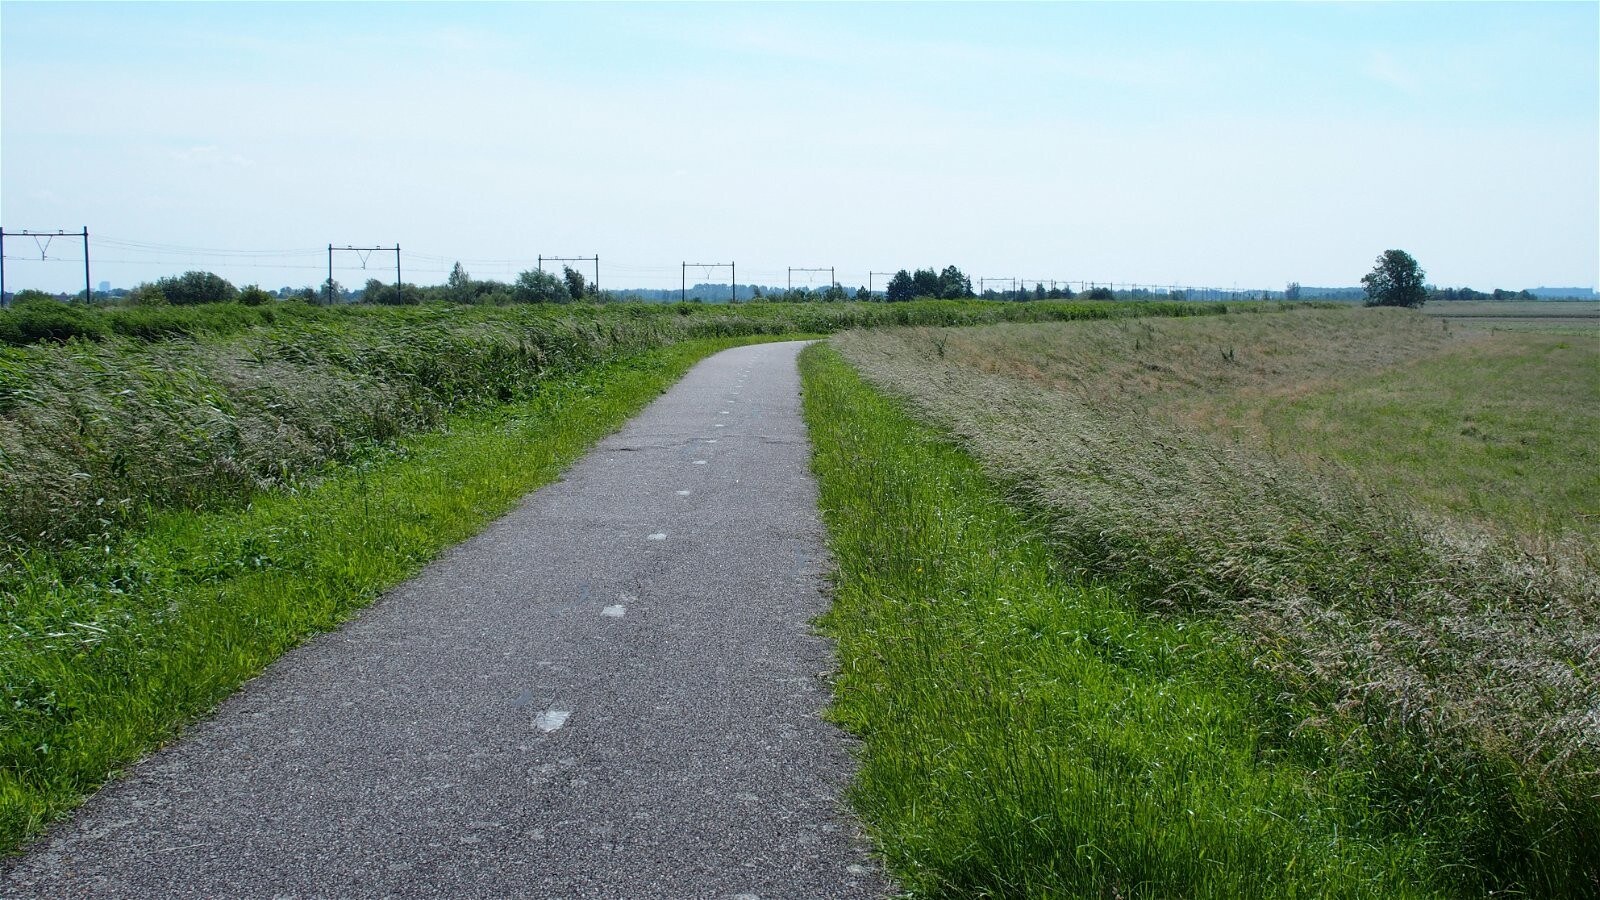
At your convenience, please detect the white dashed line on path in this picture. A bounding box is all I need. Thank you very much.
[533,710,571,733]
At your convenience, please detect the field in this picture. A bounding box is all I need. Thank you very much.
[0,297,1232,852]
[809,306,1597,896]
[1423,299,1600,335]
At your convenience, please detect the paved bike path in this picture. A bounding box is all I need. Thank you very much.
[4,340,887,899]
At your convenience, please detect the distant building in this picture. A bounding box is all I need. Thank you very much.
[98,281,111,292]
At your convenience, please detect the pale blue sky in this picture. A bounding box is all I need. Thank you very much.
[2,1,1596,293]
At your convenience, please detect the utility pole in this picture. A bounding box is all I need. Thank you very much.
[0,227,91,304]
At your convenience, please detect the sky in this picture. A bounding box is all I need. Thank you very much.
[2,1,1596,294]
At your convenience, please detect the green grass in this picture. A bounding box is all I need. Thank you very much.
[817,312,1598,897]
[1248,330,1600,542]
[0,335,780,851]
[800,344,1439,898]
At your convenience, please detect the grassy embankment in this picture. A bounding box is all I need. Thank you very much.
[805,307,1596,897]
[0,297,1224,851]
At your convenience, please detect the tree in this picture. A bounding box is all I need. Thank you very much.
[885,270,915,303]
[911,268,941,299]
[11,289,58,305]
[155,270,238,305]
[562,266,587,302]
[1285,281,1302,301]
[514,269,568,304]
[855,285,872,300]
[446,262,474,303]
[1361,250,1427,308]
[938,265,974,299]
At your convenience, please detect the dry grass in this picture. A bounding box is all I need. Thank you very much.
[832,307,1598,892]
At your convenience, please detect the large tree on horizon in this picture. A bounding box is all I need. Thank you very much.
[1361,250,1428,308]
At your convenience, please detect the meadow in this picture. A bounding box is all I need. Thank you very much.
[0,296,1229,852]
[810,307,1597,896]
[1423,299,1600,336]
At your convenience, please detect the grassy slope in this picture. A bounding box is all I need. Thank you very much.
[821,310,1598,896]
[0,336,774,850]
[800,344,1434,899]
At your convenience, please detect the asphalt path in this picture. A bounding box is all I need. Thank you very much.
[4,340,888,900]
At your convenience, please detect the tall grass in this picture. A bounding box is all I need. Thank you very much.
[827,311,1598,895]
[0,299,1231,561]
[801,344,1438,898]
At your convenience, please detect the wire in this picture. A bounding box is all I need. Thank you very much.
[96,235,324,258]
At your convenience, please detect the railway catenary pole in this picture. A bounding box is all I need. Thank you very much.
[788,267,834,294]
[0,228,91,305]
[538,255,600,295]
[328,244,399,304]
[682,262,735,303]
[868,272,896,299]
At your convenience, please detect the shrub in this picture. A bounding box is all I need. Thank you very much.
[0,298,107,345]
[154,270,238,306]
[237,284,274,306]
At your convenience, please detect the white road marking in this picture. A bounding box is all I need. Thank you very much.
[648,533,667,541]
[693,460,708,465]
[676,489,691,495]
[601,605,626,618]
[719,410,730,415]
[533,710,571,733]
[714,423,726,427]
[704,439,717,443]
